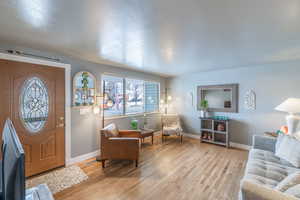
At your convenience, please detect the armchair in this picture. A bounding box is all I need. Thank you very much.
[161,114,183,143]
[100,124,140,168]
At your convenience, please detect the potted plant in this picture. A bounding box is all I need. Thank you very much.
[200,99,208,118]
[130,119,139,130]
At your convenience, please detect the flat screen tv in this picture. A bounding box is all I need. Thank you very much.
[2,119,25,200]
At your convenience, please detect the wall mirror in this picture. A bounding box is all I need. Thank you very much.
[197,84,238,112]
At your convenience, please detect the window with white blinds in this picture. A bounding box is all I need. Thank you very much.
[145,82,159,113]
[102,75,160,116]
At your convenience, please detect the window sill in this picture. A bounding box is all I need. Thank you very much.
[104,112,161,120]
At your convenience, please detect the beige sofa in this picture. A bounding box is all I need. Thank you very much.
[240,135,300,200]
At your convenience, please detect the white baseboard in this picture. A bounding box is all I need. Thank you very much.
[66,150,100,166]
[184,133,200,139]
[230,142,251,151]
[184,133,251,151]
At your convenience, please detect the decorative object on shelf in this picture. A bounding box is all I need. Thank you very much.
[280,125,288,134]
[244,89,256,110]
[217,123,225,131]
[199,99,208,118]
[212,116,229,121]
[73,71,96,107]
[275,98,300,135]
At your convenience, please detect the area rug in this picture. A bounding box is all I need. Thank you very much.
[26,165,88,194]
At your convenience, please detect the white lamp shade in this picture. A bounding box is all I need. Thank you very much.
[275,98,300,114]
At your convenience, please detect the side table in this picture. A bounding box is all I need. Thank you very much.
[140,128,154,145]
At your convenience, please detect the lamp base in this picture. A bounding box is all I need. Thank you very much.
[286,114,300,135]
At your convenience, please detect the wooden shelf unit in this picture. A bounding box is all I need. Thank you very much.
[200,117,230,148]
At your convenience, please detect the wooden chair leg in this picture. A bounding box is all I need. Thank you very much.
[101,160,105,168]
[180,135,183,143]
[136,160,139,167]
[152,135,154,144]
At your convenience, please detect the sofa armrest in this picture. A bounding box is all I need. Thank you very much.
[241,180,298,200]
[253,135,276,152]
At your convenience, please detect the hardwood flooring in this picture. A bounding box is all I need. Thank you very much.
[55,135,248,200]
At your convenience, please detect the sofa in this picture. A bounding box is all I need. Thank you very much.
[240,135,300,200]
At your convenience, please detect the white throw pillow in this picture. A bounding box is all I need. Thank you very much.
[275,172,300,192]
[275,134,300,168]
[103,123,119,137]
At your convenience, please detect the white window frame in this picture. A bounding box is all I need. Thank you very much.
[101,74,160,119]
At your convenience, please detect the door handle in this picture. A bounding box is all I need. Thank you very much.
[56,123,65,128]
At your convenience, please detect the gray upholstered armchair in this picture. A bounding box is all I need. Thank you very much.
[161,114,183,143]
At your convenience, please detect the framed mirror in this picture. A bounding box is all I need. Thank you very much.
[197,84,238,113]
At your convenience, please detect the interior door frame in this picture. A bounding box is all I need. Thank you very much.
[0,52,72,166]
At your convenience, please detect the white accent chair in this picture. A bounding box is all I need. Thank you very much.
[161,114,183,143]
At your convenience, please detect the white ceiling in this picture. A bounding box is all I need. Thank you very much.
[0,0,300,77]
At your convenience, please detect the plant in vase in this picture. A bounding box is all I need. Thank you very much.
[130,119,139,130]
[200,100,208,118]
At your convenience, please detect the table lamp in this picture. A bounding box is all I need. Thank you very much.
[275,98,300,135]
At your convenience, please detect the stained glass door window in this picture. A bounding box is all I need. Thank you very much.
[20,77,49,133]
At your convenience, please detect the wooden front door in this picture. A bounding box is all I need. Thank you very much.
[0,59,65,177]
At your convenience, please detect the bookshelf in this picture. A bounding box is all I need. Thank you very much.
[200,117,230,148]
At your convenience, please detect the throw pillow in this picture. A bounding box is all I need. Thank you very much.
[275,134,300,168]
[275,172,300,192]
[284,184,300,198]
[104,123,119,137]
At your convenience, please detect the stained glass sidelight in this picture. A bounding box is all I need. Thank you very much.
[20,77,49,133]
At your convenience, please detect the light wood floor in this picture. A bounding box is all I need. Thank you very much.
[55,135,248,200]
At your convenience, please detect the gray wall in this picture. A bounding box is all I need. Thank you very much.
[167,61,300,146]
[0,43,166,158]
